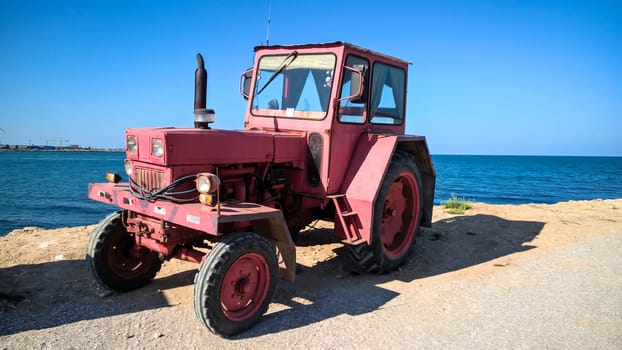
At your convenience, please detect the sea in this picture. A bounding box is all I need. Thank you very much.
[1,151,621,236]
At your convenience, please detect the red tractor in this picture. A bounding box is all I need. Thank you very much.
[87,42,435,336]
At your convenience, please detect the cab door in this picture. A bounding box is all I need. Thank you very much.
[325,55,370,194]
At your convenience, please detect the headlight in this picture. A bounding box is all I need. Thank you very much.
[152,139,164,157]
[196,173,220,194]
[126,135,137,152]
[124,159,132,176]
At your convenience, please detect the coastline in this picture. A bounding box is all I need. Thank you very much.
[0,148,123,153]
[2,198,619,237]
[1,199,621,348]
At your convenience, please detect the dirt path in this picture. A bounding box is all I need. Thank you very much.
[1,200,621,349]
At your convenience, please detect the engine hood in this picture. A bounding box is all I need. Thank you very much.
[125,127,307,167]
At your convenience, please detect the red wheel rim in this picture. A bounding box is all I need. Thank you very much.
[381,171,420,258]
[106,227,152,279]
[220,252,271,322]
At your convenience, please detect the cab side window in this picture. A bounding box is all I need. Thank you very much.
[370,62,405,125]
[338,55,369,124]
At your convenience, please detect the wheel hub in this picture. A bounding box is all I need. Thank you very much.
[220,253,270,321]
[235,277,251,294]
[380,172,419,258]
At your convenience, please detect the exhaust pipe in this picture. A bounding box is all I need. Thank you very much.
[194,53,215,129]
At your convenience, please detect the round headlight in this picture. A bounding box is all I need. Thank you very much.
[126,135,137,152]
[124,159,132,176]
[152,139,164,157]
[196,173,220,194]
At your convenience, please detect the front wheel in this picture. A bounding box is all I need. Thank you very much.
[348,151,423,273]
[86,211,162,292]
[193,232,278,337]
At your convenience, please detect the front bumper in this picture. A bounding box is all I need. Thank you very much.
[88,182,283,235]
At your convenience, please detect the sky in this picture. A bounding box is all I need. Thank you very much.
[0,0,620,156]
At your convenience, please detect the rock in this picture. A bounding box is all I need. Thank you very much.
[97,290,114,298]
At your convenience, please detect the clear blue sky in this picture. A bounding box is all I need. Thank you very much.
[1,0,620,155]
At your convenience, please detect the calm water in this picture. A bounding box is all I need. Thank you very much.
[0,152,125,236]
[1,152,621,236]
[433,155,622,204]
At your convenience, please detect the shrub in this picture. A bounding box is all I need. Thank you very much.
[442,193,473,214]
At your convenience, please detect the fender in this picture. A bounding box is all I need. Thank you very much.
[250,215,296,282]
[336,134,397,244]
[335,134,435,244]
[396,135,436,227]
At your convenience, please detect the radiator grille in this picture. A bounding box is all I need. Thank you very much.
[134,168,165,191]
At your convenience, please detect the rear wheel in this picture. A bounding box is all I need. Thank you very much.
[86,211,162,292]
[348,151,423,273]
[194,232,278,337]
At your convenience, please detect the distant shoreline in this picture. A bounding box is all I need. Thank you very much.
[0,148,124,153]
[1,148,619,157]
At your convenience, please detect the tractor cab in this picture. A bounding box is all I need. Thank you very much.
[240,42,412,195]
[242,42,408,131]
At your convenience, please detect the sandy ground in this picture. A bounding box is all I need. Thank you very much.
[1,199,621,349]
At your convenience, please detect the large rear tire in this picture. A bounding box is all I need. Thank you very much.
[86,211,162,292]
[348,151,423,273]
[193,232,278,337]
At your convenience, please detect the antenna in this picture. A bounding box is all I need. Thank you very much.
[265,0,271,45]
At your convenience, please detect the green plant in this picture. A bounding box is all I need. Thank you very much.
[442,193,473,214]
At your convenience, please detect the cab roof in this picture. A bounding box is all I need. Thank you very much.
[253,41,410,65]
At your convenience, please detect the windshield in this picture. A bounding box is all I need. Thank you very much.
[251,53,336,119]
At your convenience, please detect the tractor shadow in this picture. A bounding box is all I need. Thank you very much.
[235,213,544,338]
[0,260,196,336]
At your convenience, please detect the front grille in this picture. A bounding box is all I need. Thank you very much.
[134,168,165,191]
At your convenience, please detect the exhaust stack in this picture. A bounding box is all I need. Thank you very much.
[194,53,215,129]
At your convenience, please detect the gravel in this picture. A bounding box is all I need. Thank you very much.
[1,200,621,349]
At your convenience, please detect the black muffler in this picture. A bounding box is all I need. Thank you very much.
[194,53,215,129]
